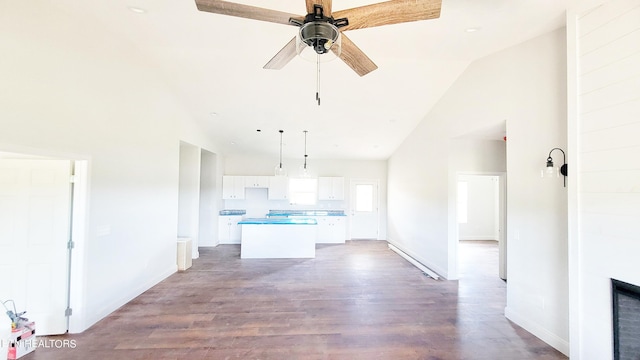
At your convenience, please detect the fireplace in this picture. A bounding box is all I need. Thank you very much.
[612,279,640,360]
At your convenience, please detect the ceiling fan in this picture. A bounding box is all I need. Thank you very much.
[194,0,442,77]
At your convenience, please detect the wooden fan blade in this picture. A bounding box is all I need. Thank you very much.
[195,0,303,26]
[264,37,298,70]
[333,34,378,77]
[332,0,441,31]
[306,0,332,16]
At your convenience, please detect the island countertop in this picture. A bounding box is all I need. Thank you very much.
[238,218,317,225]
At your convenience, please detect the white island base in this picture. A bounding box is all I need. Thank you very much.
[240,220,317,259]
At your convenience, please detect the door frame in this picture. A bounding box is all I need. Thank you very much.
[349,178,380,240]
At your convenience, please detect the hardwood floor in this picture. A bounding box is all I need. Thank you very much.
[31,240,567,359]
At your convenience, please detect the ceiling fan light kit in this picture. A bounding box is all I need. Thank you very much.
[292,4,347,62]
[297,22,341,61]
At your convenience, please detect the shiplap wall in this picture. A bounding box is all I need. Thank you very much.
[577,0,640,358]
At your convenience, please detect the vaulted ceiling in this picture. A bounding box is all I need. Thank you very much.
[51,0,566,160]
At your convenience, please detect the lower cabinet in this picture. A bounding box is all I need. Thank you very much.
[218,216,242,244]
[316,216,346,244]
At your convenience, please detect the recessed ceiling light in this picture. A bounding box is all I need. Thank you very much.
[465,27,480,33]
[209,112,218,117]
[128,6,146,14]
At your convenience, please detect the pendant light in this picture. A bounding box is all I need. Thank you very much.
[275,130,287,176]
[300,130,311,178]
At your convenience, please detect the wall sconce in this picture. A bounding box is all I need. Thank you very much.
[542,147,568,187]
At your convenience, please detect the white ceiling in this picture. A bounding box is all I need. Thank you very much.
[52,0,566,160]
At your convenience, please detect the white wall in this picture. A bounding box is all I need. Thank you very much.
[450,138,507,172]
[387,29,569,354]
[567,0,640,358]
[223,155,388,239]
[458,175,499,241]
[0,2,221,332]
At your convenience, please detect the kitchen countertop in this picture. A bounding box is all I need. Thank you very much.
[267,210,346,217]
[238,218,317,225]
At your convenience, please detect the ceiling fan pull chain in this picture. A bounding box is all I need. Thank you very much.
[316,54,321,106]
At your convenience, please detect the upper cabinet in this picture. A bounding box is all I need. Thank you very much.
[222,176,246,199]
[245,176,269,188]
[318,177,345,200]
[316,216,346,243]
[268,176,289,200]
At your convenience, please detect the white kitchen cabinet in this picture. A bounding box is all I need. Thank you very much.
[318,177,345,200]
[245,176,269,188]
[218,216,242,244]
[316,216,346,243]
[268,176,289,200]
[222,176,246,199]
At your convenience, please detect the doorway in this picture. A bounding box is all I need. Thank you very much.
[179,143,219,253]
[349,179,379,240]
[178,142,201,258]
[457,173,506,280]
[198,149,217,247]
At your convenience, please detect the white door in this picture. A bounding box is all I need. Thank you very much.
[0,160,72,335]
[350,179,379,239]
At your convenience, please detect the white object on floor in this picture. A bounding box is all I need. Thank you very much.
[177,238,192,271]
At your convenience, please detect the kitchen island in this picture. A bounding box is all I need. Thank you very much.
[238,218,318,259]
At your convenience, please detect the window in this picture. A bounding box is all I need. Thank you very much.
[288,178,318,205]
[355,184,374,212]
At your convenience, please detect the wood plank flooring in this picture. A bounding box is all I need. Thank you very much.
[31,240,567,359]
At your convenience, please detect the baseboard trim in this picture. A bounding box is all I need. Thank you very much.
[459,236,498,241]
[77,264,177,333]
[386,240,447,279]
[504,306,570,356]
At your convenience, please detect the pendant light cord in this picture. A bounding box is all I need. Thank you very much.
[279,130,284,169]
[303,130,308,169]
